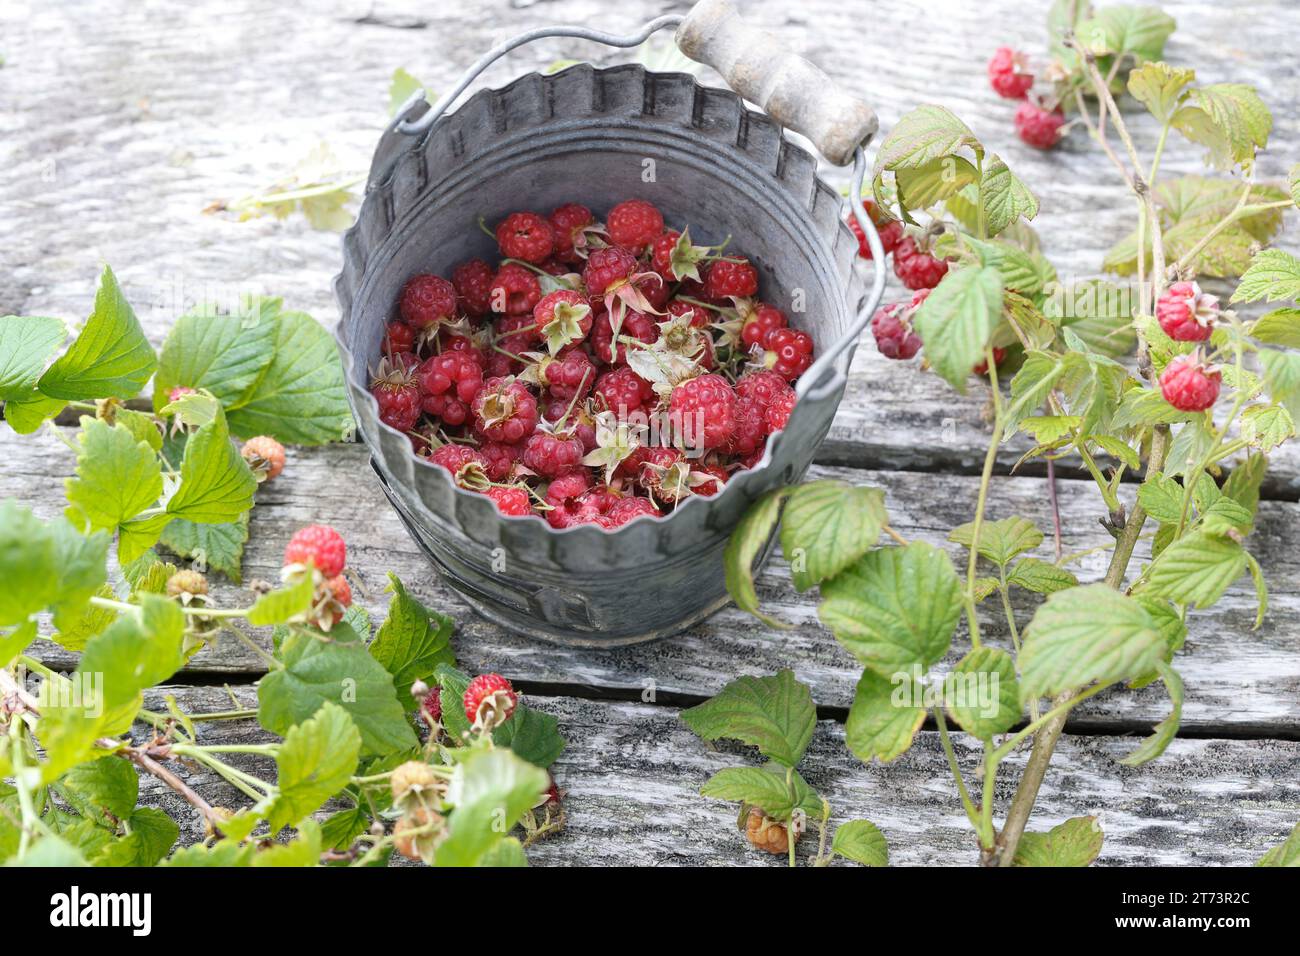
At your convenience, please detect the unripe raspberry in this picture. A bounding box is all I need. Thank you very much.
[393,806,446,862]
[390,760,441,806]
[240,435,286,482]
[166,569,209,598]
[745,807,800,854]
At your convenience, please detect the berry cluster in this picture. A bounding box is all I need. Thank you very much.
[370,199,814,529]
[281,524,353,629]
[848,201,952,293]
[987,46,1066,151]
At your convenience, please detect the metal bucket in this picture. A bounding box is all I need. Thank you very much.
[334,1,888,645]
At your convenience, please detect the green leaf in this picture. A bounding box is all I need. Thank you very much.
[153,303,280,412]
[0,621,37,668]
[1006,352,1067,433]
[1013,816,1104,867]
[962,236,1044,297]
[912,265,1004,392]
[163,839,255,867]
[1260,348,1300,420]
[819,542,961,676]
[1137,472,1185,523]
[699,766,822,822]
[0,503,105,629]
[722,488,789,628]
[38,266,157,400]
[845,669,923,763]
[1008,557,1078,594]
[321,806,371,852]
[435,747,548,867]
[1256,822,1300,867]
[831,819,889,867]
[1233,249,1300,304]
[872,105,981,174]
[1172,84,1271,170]
[250,819,323,867]
[368,574,455,709]
[1019,415,1079,445]
[1044,280,1138,359]
[262,702,361,835]
[779,481,885,592]
[945,647,1020,739]
[166,409,257,523]
[225,311,352,445]
[56,756,138,827]
[0,315,65,400]
[894,156,979,211]
[158,513,249,583]
[1143,531,1246,608]
[1019,585,1165,700]
[1240,403,1295,452]
[948,516,1043,567]
[246,573,315,626]
[680,670,816,768]
[1113,385,1194,429]
[477,837,527,868]
[63,417,163,535]
[1118,661,1183,766]
[96,807,178,866]
[1251,308,1300,348]
[1078,5,1175,62]
[2,392,67,433]
[258,630,419,757]
[492,705,566,770]
[79,594,186,711]
[979,154,1039,237]
[1244,553,1268,630]
[5,834,90,867]
[1127,61,1195,122]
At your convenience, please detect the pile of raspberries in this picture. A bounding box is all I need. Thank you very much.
[369,199,811,529]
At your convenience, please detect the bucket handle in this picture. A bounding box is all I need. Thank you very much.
[387,0,888,403]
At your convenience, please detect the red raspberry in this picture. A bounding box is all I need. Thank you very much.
[1157,281,1218,342]
[284,525,347,577]
[650,229,682,281]
[893,237,950,291]
[472,376,539,444]
[463,673,517,725]
[734,369,792,407]
[1015,101,1065,150]
[541,347,596,402]
[605,495,661,527]
[370,356,423,432]
[549,203,595,263]
[766,390,797,431]
[739,442,767,470]
[871,302,922,360]
[533,289,593,352]
[479,440,523,482]
[692,464,728,497]
[521,429,584,479]
[666,298,709,327]
[848,203,904,259]
[384,321,415,355]
[1160,355,1221,412]
[635,446,684,495]
[428,444,490,487]
[703,258,759,300]
[669,373,736,451]
[168,386,195,403]
[989,47,1034,99]
[452,258,494,317]
[545,471,594,528]
[594,367,656,416]
[418,351,483,427]
[741,302,788,350]
[591,310,659,365]
[582,246,639,297]
[419,686,442,726]
[973,348,1008,376]
[399,274,458,330]
[485,485,532,516]
[437,330,487,368]
[240,435,286,481]
[765,328,815,381]
[489,263,543,315]
[326,574,352,609]
[729,396,768,456]
[495,211,555,264]
[606,199,664,253]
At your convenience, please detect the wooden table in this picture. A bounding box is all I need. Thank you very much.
[3,0,1298,865]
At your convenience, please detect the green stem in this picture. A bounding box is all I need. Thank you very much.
[989,680,1116,765]
[933,708,981,832]
[139,706,256,724]
[1147,120,1172,185]
[963,347,1006,650]
[1076,442,1121,512]
[8,722,41,855]
[89,595,247,619]
[980,741,997,849]
[785,765,797,868]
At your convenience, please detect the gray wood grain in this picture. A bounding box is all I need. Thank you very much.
[125,684,1298,866]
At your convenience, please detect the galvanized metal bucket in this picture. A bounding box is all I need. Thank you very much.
[334,0,888,645]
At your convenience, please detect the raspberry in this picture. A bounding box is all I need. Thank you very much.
[746,807,797,854]
[848,203,904,259]
[1156,281,1218,342]
[533,289,593,353]
[582,246,639,297]
[973,347,1008,376]
[284,525,347,577]
[871,302,922,360]
[495,211,555,264]
[739,442,767,470]
[419,351,484,406]
[740,302,788,350]
[419,685,442,726]
[384,321,415,355]
[437,330,487,368]
[324,574,353,623]
[540,347,596,402]
[666,298,709,328]
[650,230,682,281]
[452,258,494,317]
[764,327,815,381]
[463,673,517,726]
[635,446,684,495]
[729,396,769,456]
[490,313,539,378]
[390,761,440,806]
[703,258,759,300]
[166,569,208,598]
[669,373,736,450]
[370,356,423,432]
[605,495,661,527]
[545,471,594,528]
[766,390,797,432]
[734,369,792,407]
[393,807,446,862]
[594,367,656,416]
[988,47,1034,99]
[168,386,195,403]
[1160,355,1221,412]
[485,485,532,516]
[428,444,490,487]
[893,237,950,291]
[549,203,595,263]
[472,376,539,444]
[521,429,584,479]
[240,435,286,481]
[591,310,659,365]
[489,263,543,315]
[480,440,523,481]
[399,274,458,330]
[606,199,664,253]
[1015,101,1065,150]
[694,464,729,497]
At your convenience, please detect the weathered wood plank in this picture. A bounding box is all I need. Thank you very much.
[2,0,1299,491]
[121,684,1299,866]
[7,426,1297,733]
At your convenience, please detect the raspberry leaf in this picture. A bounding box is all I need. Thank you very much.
[81,595,186,712]
[2,392,68,434]
[1141,531,1247,608]
[1240,403,1295,453]
[1127,61,1195,123]
[95,808,178,867]
[1232,249,1300,304]
[1251,308,1300,348]
[247,574,316,627]
[1044,279,1138,359]
[165,409,258,524]
[435,748,548,867]
[830,819,889,867]
[153,301,280,413]
[54,755,139,828]
[38,266,157,401]
[431,664,564,769]
[911,264,1003,393]
[1260,349,1300,420]
[722,487,790,628]
[158,514,249,584]
[0,315,64,401]
[1019,585,1165,700]
[699,766,822,822]
[779,480,885,593]
[260,702,361,836]
[818,542,962,677]
[1171,84,1272,170]
[680,670,817,769]
[1006,352,1067,435]
[64,417,164,539]
[894,156,979,212]
[1007,558,1078,595]
[1118,661,1184,766]
[368,573,455,710]
[978,155,1039,237]
[1136,472,1184,524]
[1078,6,1175,63]
[1012,816,1104,867]
[946,647,1020,739]
[1257,823,1300,867]
[948,516,1043,568]
[1112,384,1196,428]
[845,669,924,764]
